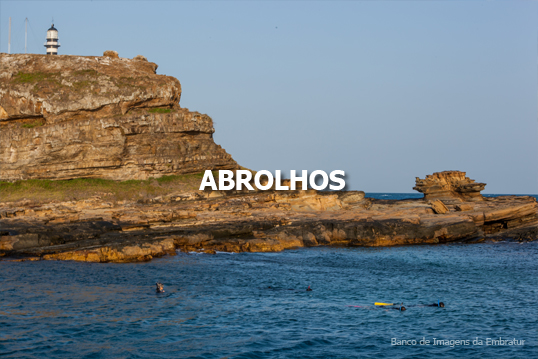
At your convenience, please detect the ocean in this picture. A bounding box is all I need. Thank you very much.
[1,194,537,359]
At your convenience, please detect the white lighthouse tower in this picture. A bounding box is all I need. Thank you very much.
[44,23,60,55]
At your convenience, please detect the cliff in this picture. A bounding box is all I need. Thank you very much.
[0,53,238,180]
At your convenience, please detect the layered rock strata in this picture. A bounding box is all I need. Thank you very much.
[1,172,536,263]
[0,53,237,180]
[414,170,486,204]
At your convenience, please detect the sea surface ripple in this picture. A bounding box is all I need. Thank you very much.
[1,194,537,358]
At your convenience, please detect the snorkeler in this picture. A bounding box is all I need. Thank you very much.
[306,286,312,291]
[408,301,444,308]
[347,305,405,311]
[156,282,165,293]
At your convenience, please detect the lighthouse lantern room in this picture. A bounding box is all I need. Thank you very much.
[44,24,60,55]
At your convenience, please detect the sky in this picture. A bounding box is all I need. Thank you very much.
[1,1,537,194]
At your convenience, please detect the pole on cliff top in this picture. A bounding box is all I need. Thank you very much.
[8,17,11,54]
[25,17,28,54]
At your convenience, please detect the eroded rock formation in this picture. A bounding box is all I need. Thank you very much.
[0,53,237,180]
[413,171,486,204]
[1,172,536,263]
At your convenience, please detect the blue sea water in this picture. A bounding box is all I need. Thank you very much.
[366,193,538,201]
[1,194,537,359]
[366,193,424,200]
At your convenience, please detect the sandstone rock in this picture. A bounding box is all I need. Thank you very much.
[0,184,536,262]
[302,232,318,246]
[245,238,283,252]
[103,50,119,58]
[414,171,486,203]
[42,238,175,263]
[1,54,171,122]
[455,204,474,212]
[0,54,238,181]
[430,200,449,214]
[338,191,365,204]
[0,233,48,250]
[7,257,41,262]
[133,55,148,61]
[0,236,18,251]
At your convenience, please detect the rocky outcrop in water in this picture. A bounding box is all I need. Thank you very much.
[0,53,237,180]
[413,171,486,204]
[1,172,536,263]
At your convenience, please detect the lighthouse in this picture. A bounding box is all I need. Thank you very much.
[44,24,60,55]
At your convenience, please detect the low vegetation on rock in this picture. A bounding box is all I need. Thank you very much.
[148,107,172,114]
[0,172,209,204]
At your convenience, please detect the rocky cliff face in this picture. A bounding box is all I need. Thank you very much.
[0,53,237,180]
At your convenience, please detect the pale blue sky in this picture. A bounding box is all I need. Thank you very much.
[1,1,537,193]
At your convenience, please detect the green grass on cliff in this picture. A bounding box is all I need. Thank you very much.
[11,70,148,94]
[13,71,58,84]
[13,71,65,90]
[21,120,45,129]
[0,172,212,204]
[148,108,172,114]
[12,71,64,93]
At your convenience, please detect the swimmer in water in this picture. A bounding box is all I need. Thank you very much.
[306,286,312,292]
[156,282,165,293]
[408,301,444,308]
